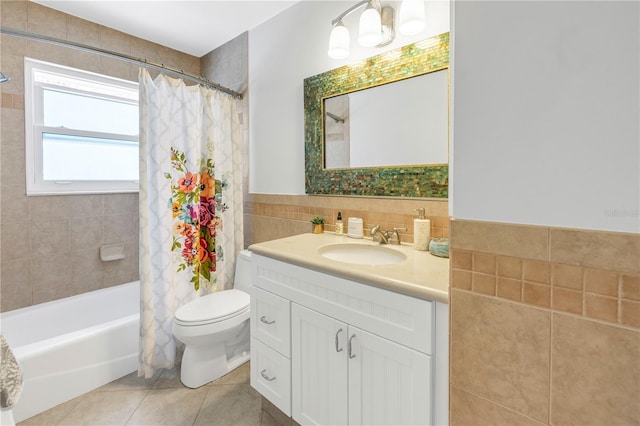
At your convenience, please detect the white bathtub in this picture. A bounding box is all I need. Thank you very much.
[0,281,140,423]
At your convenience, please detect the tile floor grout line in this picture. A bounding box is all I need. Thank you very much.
[123,387,153,426]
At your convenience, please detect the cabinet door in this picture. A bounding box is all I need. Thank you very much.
[292,304,348,426]
[348,327,432,426]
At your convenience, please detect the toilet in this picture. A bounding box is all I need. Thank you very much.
[173,250,252,388]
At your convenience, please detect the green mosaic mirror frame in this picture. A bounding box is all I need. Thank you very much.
[304,32,449,198]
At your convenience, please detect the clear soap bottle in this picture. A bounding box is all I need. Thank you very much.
[335,212,344,235]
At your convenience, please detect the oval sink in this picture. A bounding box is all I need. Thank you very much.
[318,243,407,265]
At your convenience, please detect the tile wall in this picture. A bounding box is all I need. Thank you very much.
[0,1,200,311]
[244,193,449,246]
[449,219,640,425]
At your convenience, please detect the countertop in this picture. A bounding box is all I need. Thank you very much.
[248,232,450,303]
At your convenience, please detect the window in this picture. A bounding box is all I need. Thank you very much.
[25,58,139,195]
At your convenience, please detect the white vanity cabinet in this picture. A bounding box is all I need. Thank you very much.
[292,304,431,425]
[250,253,448,426]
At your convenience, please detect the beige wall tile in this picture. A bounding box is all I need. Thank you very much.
[1,221,31,262]
[1,144,26,186]
[620,300,640,328]
[551,314,640,425]
[450,249,472,270]
[552,287,583,315]
[450,386,546,426]
[451,270,472,290]
[66,15,101,46]
[26,40,68,65]
[1,258,32,311]
[551,263,583,290]
[1,184,28,225]
[27,2,67,38]
[497,277,522,302]
[497,256,522,279]
[1,1,28,29]
[523,282,550,309]
[450,290,551,422]
[523,259,550,284]
[69,248,104,293]
[584,293,617,323]
[473,273,496,296]
[31,218,70,256]
[29,195,69,223]
[68,195,104,218]
[473,252,496,274]
[450,220,549,261]
[31,253,73,304]
[550,228,640,275]
[621,274,640,301]
[1,108,25,147]
[584,268,619,296]
[70,216,103,251]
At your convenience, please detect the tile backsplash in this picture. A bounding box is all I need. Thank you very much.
[244,193,449,246]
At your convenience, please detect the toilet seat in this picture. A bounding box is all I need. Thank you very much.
[175,289,249,327]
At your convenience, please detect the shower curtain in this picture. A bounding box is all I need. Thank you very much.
[138,69,244,378]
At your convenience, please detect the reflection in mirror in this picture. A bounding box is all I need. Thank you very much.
[324,68,448,169]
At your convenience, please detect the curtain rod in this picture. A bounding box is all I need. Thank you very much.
[0,26,243,100]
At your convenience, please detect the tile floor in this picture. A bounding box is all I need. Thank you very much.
[18,363,280,426]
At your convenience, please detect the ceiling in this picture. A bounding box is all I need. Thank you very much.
[33,0,299,57]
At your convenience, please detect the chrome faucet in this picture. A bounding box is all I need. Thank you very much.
[370,225,389,244]
[371,225,408,245]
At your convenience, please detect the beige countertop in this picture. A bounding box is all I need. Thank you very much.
[248,232,450,303]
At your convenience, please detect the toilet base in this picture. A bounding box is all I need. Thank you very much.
[179,321,251,388]
[180,348,250,388]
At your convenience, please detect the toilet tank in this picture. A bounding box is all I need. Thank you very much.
[233,250,252,294]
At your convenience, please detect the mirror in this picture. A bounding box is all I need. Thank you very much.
[324,69,449,169]
[304,32,449,198]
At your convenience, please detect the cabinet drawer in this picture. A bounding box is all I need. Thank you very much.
[251,287,291,357]
[251,337,291,416]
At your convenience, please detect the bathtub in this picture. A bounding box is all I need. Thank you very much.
[0,281,140,423]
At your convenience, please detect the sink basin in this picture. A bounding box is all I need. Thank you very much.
[318,243,407,265]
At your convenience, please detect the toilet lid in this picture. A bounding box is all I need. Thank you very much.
[175,289,249,325]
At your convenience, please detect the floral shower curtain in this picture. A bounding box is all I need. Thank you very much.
[138,69,244,378]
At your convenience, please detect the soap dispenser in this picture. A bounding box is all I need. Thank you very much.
[413,208,430,251]
[335,212,344,235]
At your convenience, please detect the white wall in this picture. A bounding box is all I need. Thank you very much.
[452,1,639,233]
[248,0,451,194]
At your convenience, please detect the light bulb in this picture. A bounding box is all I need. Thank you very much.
[399,0,426,35]
[358,3,382,47]
[328,22,350,59]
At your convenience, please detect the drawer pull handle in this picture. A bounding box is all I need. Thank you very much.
[260,316,276,325]
[348,334,357,359]
[260,369,276,381]
[335,328,343,352]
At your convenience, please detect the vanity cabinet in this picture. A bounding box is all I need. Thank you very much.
[250,253,447,426]
[292,304,431,425]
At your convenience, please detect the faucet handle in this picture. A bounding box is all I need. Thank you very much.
[389,227,408,245]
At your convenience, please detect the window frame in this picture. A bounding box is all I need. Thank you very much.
[24,57,139,195]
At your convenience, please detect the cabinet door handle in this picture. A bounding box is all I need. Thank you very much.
[335,328,343,352]
[260,369,276,381]
[260,315,276,325]
[348,334,356,359]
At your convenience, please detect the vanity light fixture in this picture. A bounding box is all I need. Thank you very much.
[0,72,10,83]
[328,0,426,59]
